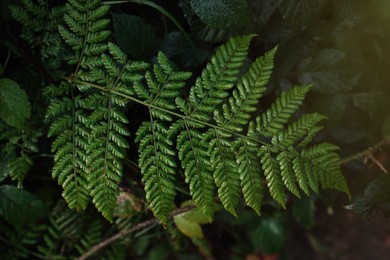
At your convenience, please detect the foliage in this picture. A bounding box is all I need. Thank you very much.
[0,0,389,258]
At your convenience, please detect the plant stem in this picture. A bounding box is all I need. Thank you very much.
[0,48,11,76]
[76,204,195,260]
[68,78,272,148]
[103,0,196,48]
[338,136,390,165]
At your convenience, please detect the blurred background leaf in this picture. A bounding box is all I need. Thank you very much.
[112,14,158,60]
[0,78,31,129]
[0,185,46,226]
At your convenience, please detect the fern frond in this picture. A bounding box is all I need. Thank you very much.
[133,52,191,223]
[37,200,83,259]
[4,224,46,259]
[187,35,254,121]
[74,219,103,255]
[46,82,90,211]
[235,137,263,214]
[0,121,40,186]
[176,123,215,217]
[11,0,66,69]
[7,155,33,185]
[136,120,176,224]
[271,113,327,149]
[87,101,128,220]
[85,44,148,221]
[134,52,191,110]
[10,0,46,40]
[256,85,312,137]
[258,146,286,207]
[277,151,300,197]
[215,45,278,132]
[206,129,240,216]
[59,0,110,75]
[46,0,117,218]
[300,143,349,194]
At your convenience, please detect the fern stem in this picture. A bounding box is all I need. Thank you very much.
[74,1,90,75]
[70,86,82,208]
[69,78,271,148]
[102,0,196,48]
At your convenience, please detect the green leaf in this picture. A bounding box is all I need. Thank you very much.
[278,0,327,29]
[179,203,213,224]
[174,214,204,239]
[312,94,347,121]
[250,217,287,254]
[0,185,46,226]
[0,78,31,129]
[248,0,278,30]
[112,14,157,60]
[173,206,212,239]
[292,195,316,228]
[161,32,209,68]
[298,49,358,93]
[190,0,249,29]
[349,175,390,219]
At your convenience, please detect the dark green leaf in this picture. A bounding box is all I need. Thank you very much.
[292,195,316,228]
[249,217,286,253]
[248,0,278,30]
[278,0,328,29]
[161,32,209,68]
[0,78,31,129]
[298,49,357,93]
[349,175,390,219]
[0,185,46,226]
[190,0,249,29]
[112,14,157,60]
[312,94,347,122]
[329,121,366,144]
[351,92,382,110]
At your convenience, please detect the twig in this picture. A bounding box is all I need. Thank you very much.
[338,136,390,165]
[76,204,195,260]
[367,152,388,173]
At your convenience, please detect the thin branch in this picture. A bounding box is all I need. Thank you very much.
[76,204,195,260]
[338,135,390,165]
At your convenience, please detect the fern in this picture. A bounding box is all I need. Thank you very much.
[10,0,66,69]
[134,52,192,223]
[173,35,255,217]
[12,0,350,223]
[46,0,112,214]
[0,121,40,186]
[1,224,46,259]
[86,43,148,220]
[46,81,91,211]
[74,219,103,256]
